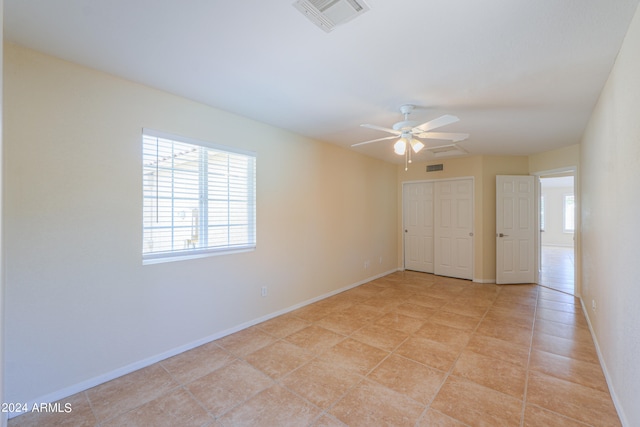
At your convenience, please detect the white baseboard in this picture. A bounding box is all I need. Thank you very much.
[399,268,495,284]
[473,278,496,284]
[8,268,398,419]
[579,298,628,426]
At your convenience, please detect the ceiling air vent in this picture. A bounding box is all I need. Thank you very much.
[427,164,444,172]
[293,0,370,32]
[427,143,468,158]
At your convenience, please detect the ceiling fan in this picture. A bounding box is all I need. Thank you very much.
[352,104,469,169]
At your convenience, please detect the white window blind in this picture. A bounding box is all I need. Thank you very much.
[142,129,256,262]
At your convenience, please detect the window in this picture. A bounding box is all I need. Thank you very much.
[540,196,545,231]
[142,129,256,263]
[563,194,575,232]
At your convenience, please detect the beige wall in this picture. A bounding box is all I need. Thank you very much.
[2,43,398,404]
[529,144,579,173]
[579,3,640,425]
[396,154,528,282]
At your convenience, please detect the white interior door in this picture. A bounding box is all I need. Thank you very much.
[403,182,434,273]
[496,175,535,284]
[434,179,473,280]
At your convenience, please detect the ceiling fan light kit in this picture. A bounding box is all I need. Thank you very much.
[352,104,470,170]
[393,135,425,154]
[394,138,406,155]
[410,138,425,153]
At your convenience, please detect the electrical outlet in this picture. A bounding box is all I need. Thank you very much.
[261,286,268,297]
[592,299,596,311]
[364,260,370,270]
[379,256,383,264]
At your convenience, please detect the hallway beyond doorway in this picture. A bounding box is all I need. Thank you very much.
[540,245,574,295]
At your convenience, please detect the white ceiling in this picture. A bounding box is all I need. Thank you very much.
[4,0,639,164]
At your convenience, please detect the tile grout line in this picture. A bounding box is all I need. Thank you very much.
[292,294,420,425]
[518,284,540,427]
[412,283,498,426]
[271,279,449,425]
[520,286,600,426]
[81,390,100,427]
[89,362,187,426]
[537,283,576,297]
[163,338,281,426]
[257,310,376,426]
[323,283,441,425]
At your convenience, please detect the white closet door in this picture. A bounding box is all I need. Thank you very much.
[434,179,473,280]
[403,182,434,273]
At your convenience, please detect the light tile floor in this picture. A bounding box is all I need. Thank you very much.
[9,271,620,427]
[540,245,575,295]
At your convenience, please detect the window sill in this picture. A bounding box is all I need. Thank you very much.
[143,246,256,265]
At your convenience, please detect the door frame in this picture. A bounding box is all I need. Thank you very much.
[531,166,578,294]
[401,177,475,279]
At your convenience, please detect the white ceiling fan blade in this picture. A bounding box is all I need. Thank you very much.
[413,114,459,132]
[417,132,469,142]
[361,123,401,135]
[351,135,397,147]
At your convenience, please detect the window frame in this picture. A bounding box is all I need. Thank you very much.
[540,195,545,232]
[562,193,575,233]
[142,128,256,264]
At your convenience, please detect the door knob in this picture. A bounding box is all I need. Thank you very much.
[499,233,509,237]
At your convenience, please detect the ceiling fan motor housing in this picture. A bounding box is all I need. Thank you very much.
[399,104,415,115]
[393,120,420,131]
[394,104,419,130]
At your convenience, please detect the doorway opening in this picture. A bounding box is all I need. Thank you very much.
[538,172,575,295]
